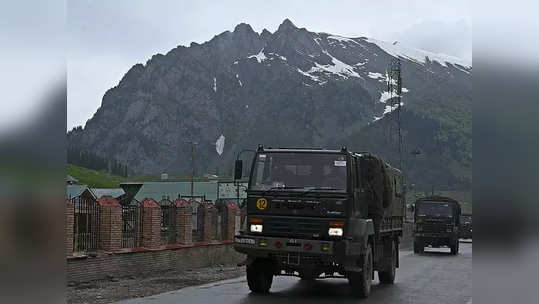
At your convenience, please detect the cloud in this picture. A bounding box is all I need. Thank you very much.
[390,19,472,62]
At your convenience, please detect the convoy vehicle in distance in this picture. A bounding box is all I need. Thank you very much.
[459,213,472,239]
[413,196,461,254]
[233,146,405,298]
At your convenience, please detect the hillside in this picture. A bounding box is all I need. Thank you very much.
[67,164,129,188]
[68,19,471,192]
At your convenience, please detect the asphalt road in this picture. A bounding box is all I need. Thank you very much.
[117,241,472,304]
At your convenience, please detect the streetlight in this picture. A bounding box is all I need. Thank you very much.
[185,140,199,199]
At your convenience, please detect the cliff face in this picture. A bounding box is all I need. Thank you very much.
[68,19,471,189]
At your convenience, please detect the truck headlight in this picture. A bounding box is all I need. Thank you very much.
[328,227,343,236]
[250,224,263,233]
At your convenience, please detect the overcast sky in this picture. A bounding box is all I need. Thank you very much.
[67,0,471,130]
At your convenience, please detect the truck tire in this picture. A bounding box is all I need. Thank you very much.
[246,258,273,293]
[413,239,424,254]
[348,243,373,298]
[379,240,396,284]
[450,239,459,255]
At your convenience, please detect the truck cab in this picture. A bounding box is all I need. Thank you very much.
[413,196,461,254]
[234,146,405,297]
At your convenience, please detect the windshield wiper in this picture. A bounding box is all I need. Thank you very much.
[260,186,303,195]
[297,187,344,196]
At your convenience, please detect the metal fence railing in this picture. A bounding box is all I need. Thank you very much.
[159,198,177,244]
[72,196,100,252]
[121,199,142,248]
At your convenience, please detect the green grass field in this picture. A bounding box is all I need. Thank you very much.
[67,164,130,188]
[67,164,243,188]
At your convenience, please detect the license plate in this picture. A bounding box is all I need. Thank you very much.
[235,237,255,245]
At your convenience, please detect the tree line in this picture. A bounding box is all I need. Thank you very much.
[68,147,129,177]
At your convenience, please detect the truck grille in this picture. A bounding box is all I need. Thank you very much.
[422,222,452,233]
[271,253,333,266]
[264,217,326,238]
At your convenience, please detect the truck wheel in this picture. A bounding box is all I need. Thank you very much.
[246,259,273,293]
[379,240,396,284]
[348,243,373,298]
[450,240,459,255]
[413,239,423,254]
[299,270,317,281]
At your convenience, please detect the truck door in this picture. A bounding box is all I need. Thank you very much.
[353,158,363,218]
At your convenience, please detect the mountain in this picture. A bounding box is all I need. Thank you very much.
[68,19,472,191]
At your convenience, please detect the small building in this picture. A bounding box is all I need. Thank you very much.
[66,184,96,201]
[132,181,219,202]
[218,182,247,205]
[91,188,126,201]
[66,175,79,185]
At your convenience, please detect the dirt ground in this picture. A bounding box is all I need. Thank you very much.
[67,264,246,304]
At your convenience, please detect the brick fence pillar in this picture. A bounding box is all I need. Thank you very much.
[215,203,222,241]
[141,198,161,248]
[66,199,74,256]
[174,199,192,245]
[201,203,215,242]
[98,196,122,251]
[224,202,238,241]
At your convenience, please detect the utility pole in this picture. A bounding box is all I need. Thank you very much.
[185,141,199,199]
[388,58,403,171]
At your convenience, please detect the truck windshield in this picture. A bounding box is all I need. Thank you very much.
[250,152,347,191]
[416,202,453,217]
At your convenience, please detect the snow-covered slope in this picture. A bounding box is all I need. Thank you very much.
[365,38,471,68]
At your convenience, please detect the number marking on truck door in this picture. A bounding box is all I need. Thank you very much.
[256,198,268,210]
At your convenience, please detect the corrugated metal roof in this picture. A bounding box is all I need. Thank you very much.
[66,175,78,183]
[66,184,96,200]
[134,181,219,202]
[91,188,125,199]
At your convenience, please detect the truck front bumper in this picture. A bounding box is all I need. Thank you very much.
[234,234,341,257]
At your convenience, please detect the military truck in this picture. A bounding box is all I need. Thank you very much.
[459,213,472,239]
[233,146,405,297]
[413,196,461,254]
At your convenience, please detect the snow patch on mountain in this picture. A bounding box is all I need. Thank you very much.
[379,91,393,104]
[213,77,217,92]
[268,53,287,61]
[307,51,361,79]
[297,68,322,83]
[368,72,384,79]
[248,49,267,63]
[327,35,359,45]
[236,74,243,87]
[366,38,471,68]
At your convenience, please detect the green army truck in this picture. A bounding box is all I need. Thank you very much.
[233,146,405,298]
[413,196,461,254]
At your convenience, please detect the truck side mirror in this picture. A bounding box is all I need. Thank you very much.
[234,160,243,180]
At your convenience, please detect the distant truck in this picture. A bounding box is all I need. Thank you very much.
[459,213,472,239]
[413,196,461,254]
[233,146,405,298]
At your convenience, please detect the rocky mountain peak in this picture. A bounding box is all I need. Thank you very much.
[68,20,471,191]
[277,18,298,32]
[233,22,255,35]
